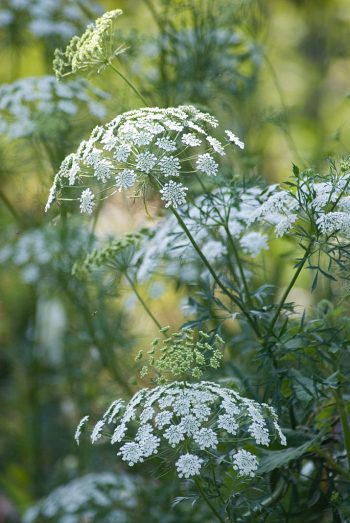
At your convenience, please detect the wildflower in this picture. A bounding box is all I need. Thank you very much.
[159,156,181,177]
[80,188,95,214]
[74,415,89,445]
[115,169,137,191]
[196,153,219,177]
[0,76,108,140]
[232,449,258,477]
[80,381,286,479]
[23,472,137,523]
[45,106,244,213]
[135,152,157,173]
[53,10,127,78]
[175,454,203,478]
[0,0,102,42]
[160,181,188,208]
[225,130,245,149]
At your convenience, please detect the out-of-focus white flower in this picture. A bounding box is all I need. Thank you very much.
[0,76,108,140]
[23,472,137,523]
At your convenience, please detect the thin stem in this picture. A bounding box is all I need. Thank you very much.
[224,224,254,310]
[171,207,261,337]
[109,63,149,106]
[194,477,226,523]
[335,390,350,469]
[267,242,313,336]
[125,273,163,331]
[0,189,22,224]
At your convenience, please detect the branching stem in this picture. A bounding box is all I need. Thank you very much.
[194,477,226,523]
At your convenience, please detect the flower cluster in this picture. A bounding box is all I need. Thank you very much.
[136,328,224,382]
[135,186,271,283]
[0,76,108,140]
[249,164,350,240]
[45,105,244,213]
[24,472,137,523]
[0,220,92,284]
[0,0,102,42]
[77,381,286,480]
[53,9,127,78]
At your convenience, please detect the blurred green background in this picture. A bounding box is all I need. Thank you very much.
[1,0,350,520]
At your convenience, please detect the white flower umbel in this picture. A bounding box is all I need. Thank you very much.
[160,181,188,208]
[176,453,203,478]
[135,186,271,283]
[23,472,137,523]
[80,188,95,214]
[45,105,244,213]
[249,189,300,238]
[0,0,102,42]
[80,381,286,479]
[232,449,258,477]
[53,9,127,78]
[0,76,108,140]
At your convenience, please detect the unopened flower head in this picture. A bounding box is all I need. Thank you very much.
[23,472,137,523]
[45,105,244,214]
[0,76,108,140]
[78,381,286,479]
[136,328,225,382]
[53,9,127,78]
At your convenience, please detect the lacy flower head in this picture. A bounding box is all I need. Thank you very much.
[249,162,350,241]
[24,472,137,523]
[45,105,244,213]
[0,0,102,43]
[77,381,286,480]
[135,185,271,283]
[53,9,127,78]
[0,76,108,140]
[136,328,224,383]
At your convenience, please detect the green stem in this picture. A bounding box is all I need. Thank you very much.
[109,63,149,106]
[267,242,313,336]
[125,273,163,331]
[194,477,226,523]
[0,189,22,224]
[171,207,261,337]
[238,478,287,521]
[224,224,254,310]
[335,390,350,469]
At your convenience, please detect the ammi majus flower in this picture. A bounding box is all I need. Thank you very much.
[45,105,244,213]
[53,9,127,78]
[76,381,286,480]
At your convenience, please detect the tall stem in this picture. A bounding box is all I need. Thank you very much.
[125,273,163,331]
[194,477,226,523]
[0,189,22,225]
[224,224,254,310]
[267,242,313,336]
[171,207,261,337]
[335,390,350,469]
[109,63,149,106]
